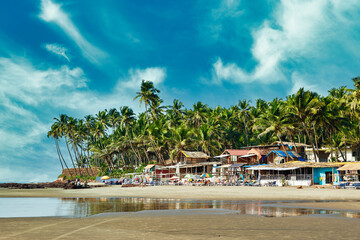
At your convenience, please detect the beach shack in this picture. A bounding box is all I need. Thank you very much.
[247,162,344,186]
[272,141,309,158]
[311,162,344,185]
[178,151,210,164]
[247,148,271,164]
[219,149,259,164]
[337,163,360,182]
[178,161,221,177]
[266,150,306,164]
[246,163,311,186]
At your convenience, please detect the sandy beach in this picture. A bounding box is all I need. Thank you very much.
[2,186,360,239]
[1,185,360,201]
[1,211,360,240]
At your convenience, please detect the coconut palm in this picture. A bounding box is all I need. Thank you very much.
[287,88,320,162]
[254,98,291,161]
[133,80,160,112]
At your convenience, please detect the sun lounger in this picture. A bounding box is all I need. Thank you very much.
[338,182,350,189]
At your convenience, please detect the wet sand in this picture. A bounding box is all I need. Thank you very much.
[1,211,360,240]
[284,201,360,211]
[1,185,360,201]
[2,186,360,239]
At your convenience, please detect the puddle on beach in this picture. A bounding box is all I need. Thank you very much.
[0,197,360,219]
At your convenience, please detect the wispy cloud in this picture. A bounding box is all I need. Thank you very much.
[45,43,70,61]
[0,54,167,182]
[199,0,244,44]
[209,0,360,92]
[39,0,107,64]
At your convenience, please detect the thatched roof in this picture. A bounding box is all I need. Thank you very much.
[338,163,360,171]
[254,161,347,169]
[181,151,209,159]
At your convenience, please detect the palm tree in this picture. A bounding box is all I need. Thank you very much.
[254,98,291,161]
[133,80,160,112]
[119,106,135,133]
[188,101,208,127]
[47,123,72,176]
[287,88,320,162]
[108,108,120,132]
[194,123,221,156]
[238,99,251,147]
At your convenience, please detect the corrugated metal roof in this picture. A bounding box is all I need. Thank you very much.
[238,154,257,158]
[267,150,305,161]
[219,164,231,168]
[214,154,230,158]
[222,149,249,156]
[230,163,246,168]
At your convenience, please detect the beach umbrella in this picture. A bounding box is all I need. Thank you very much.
[184,174,194,179]
[170,176,179,181]
[201,173,212,178]
[101,176,110,180]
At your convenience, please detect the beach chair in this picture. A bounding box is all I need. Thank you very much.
[338,182,350,189]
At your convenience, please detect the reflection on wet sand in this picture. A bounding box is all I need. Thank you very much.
[60,198,360,219]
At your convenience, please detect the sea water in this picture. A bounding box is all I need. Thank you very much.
[0,197,360,219]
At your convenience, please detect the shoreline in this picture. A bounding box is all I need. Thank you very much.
[1,185,360,201]
[2,186,360,239]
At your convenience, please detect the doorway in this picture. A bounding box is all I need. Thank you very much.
[325,172,333,184]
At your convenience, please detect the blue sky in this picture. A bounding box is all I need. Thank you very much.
[1,0,360,182]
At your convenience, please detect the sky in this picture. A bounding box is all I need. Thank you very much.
[1,0,360,182]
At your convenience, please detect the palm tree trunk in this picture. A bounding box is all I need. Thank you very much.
[243,116,248,147]
[55,140,64,173]
[290,134,298,153]
[312,125,320,159]
[72,145,82,176]
[56,140,72,177]
[338,147,346,161]
[143,146,150,164]
[330,129,333,161]
[302,122,319,162]
[65,137,78,175]
[129,142,142,164]
[277,134,290,162]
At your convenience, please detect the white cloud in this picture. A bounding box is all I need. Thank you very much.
[121,67,167,89]
[210,0,360,90]
[199,0,244,44]
[0,55,167,182]
[0,167,53,183]
[39,0,107,64]
[289,72,322,95]
[45,43,70,61]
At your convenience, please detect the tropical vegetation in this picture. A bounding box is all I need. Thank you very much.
[48,78,360,176]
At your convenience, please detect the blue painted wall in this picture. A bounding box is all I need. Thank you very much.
[313,167,339,185]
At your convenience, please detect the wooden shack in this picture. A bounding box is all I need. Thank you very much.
[178,151,210,164]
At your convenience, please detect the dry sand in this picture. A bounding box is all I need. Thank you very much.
[2,186,360,239]
[1,185,360,201]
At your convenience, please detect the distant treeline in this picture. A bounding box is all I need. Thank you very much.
[48,78,360,176]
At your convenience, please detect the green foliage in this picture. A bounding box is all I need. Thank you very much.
[49,79,360,176]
